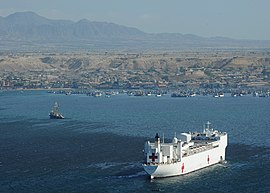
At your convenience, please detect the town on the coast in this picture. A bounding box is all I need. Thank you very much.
[1,50,270,97]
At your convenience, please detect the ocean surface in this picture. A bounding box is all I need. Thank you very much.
[0,90,269,193]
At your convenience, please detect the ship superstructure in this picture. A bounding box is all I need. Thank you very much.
[49,102,64,119]
[143,122,227,179]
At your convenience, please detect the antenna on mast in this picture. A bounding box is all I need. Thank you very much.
[163,133,165,143]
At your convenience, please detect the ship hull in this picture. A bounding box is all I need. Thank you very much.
[143,144,226,178]
[49,114,64,119]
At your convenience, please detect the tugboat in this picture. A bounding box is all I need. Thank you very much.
[49,102,64,119]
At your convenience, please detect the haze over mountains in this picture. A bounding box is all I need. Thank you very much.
[1,11,270,51]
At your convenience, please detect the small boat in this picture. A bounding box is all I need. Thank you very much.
[49,102,64,119]
[156,93,162,97]
[213,92,224,98]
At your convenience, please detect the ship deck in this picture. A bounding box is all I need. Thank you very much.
[183,140,218,157]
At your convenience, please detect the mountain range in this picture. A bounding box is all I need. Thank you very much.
[1,11,270,51]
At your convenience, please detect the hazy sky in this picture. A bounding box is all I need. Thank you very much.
[1,0,270,40]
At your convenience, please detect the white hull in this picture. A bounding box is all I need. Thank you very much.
[143,144,226,178]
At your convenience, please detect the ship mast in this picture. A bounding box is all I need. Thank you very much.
[162,133,165,144]
[206,121,211,129]
[205,121,213,136]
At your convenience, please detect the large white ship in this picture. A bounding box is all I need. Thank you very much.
[143,122,227,179]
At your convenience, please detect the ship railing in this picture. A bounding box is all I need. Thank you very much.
[144,160,180,166]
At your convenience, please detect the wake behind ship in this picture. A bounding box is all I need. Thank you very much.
[143,122,227,179]
[49,102,64,119]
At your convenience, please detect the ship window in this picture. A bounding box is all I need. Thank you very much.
[167,156,170,158]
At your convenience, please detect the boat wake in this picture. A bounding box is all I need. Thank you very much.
[116,171,146,179]
[88,162,123,170]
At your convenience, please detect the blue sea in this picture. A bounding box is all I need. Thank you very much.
[0,91,269,193]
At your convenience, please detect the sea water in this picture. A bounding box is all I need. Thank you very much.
[0,91,269,193]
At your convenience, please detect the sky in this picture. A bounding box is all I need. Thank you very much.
[1,0,270,40]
